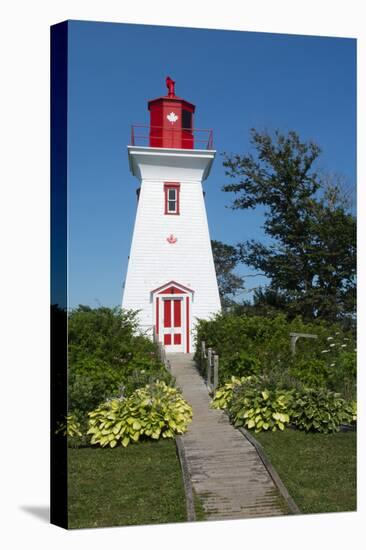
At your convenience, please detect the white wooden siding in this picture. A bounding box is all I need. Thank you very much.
[122,147,221,349]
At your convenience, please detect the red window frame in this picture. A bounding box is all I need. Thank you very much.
[164,182,180,215]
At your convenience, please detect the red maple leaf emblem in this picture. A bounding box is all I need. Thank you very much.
[166,234,178,244]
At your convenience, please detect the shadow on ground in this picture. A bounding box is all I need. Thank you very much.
[20,506,49,523]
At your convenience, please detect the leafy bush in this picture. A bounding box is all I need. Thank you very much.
[211,376,293,433]
[195,312,356,398]
[350,400,357,422]
[291,388,353,434]
[290,357,330,388]
[87,381,193,448]
[211,379,355,434]
[220,351,262,382]
[56,414,82,438]
[229,383,293,433]
[210,376,249,410]
[195,314,293,379]
[68,306,141,365]
[67,306,174,417]
[68,358,124,416]
[120,357,173,396]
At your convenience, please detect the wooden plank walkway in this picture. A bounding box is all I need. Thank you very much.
[169,353,288,520]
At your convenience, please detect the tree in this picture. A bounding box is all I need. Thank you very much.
[222,129,356,322]
[211,239,245,309]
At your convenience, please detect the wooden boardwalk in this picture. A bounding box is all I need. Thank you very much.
[169,353,289,520]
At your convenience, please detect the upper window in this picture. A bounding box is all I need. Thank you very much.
[164,183,180,215]
[182,109,192,130]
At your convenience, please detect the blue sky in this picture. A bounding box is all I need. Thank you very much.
[67,20,356,309]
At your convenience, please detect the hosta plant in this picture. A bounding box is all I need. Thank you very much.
[55,414,83,438]
[87,380,192,448]
[230,385,293,433]
[291,388,353,433]
[210,376,253,410]
[350,400,357,422]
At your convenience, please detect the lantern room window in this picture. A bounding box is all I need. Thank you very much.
[164,183,180,215]
[182,109,192,130]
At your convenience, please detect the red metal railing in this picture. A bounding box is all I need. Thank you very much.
[130,124,214,150]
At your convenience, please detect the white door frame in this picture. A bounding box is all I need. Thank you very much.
[160,295,185,352]
[151,281,194,353]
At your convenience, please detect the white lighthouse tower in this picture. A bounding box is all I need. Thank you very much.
[122,77,221,353]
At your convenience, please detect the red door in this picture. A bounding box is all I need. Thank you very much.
[163,298,182,349]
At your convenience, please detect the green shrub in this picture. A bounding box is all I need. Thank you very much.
[68,306,140,366]
[120,357,173,396]
[211,376,293,433]
[313,333,356,398]
[195,312,356,398]
[87,381,193,448]
[327,350,356,400]
[55,414,82,438]
[68,358,124,416]
[350,400,357,422]
[291,388,353,434]
[194,314,292,376]
[229,383,293,433]
[220,351,261,382]
[290,357,329,388]
[210,376,250,410]
[195,313,320,376]
[67,306,175,417]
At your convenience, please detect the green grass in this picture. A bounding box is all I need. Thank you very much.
[68,439,188,528]
[254,429,357,514]
[193,490,206,521]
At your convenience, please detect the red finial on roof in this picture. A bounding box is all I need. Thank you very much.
[166,76,176,98]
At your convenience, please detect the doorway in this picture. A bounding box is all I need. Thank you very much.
[151,281,194,353]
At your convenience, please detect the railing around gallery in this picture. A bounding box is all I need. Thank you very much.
[130,124,214,150]
[201,340,219,394]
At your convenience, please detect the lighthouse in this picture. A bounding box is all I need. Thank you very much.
[122,77,221,353]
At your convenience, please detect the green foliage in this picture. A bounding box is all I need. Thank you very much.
[56,414,83,438]
[291,388,353,434]
[69,357,124,416]
[195,312,356,398]
[222,129,356,322]
[232,389,292,433]
[317,335,356,400]
[220,350,262,381]
[350,400,357,422]
[68,306,140,365]
[210,376,250,410]
[216,376,293,433]
[195,313,293,382]
[290,357,329,388]
[67,306,174,421]
[211,372,356,434]
[211,239,245,308]
[119,356,173,396]
[87,381,193,448]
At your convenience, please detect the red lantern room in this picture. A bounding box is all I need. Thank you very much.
[130,77,213,150]
[148,76,195,149]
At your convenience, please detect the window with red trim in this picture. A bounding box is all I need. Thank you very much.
[164,183,180,215]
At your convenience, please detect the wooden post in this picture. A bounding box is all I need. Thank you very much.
[213,354,219,392]
[289,332,318,355]
[201,340,206,358]
[290,334,298,356]
[207,347,212,390]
